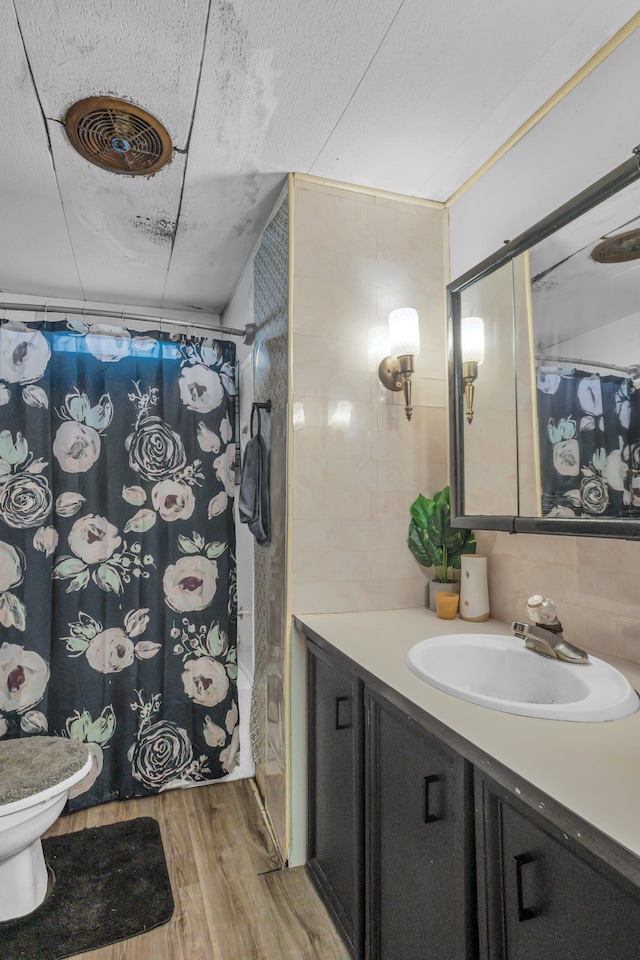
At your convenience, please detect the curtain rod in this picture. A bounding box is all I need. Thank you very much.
[0,301,257,346]
[537,354,638,377]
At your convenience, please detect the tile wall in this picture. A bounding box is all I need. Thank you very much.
[291,179,447,614]
[479,530,640,663]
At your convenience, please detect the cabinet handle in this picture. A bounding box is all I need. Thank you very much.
[335,696,352,730]
[513,853,537,922]
[423,774,442,823]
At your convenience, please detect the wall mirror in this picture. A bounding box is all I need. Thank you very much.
[448,151,640,538]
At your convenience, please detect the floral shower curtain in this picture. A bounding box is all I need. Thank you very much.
[537,367,640,518]
[0,320,239,811]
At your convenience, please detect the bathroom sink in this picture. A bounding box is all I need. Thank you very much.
[406,634,639,722]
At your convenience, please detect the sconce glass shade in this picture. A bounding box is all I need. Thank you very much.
[389,308,420,358]
[461,316,485,364]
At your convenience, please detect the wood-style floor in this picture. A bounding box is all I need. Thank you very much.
[45,779,350,960]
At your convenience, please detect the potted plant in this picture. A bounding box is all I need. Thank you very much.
[408,486,476,611]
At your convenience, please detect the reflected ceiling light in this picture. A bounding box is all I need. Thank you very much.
[378,308,420,421]
[461,316,485,425]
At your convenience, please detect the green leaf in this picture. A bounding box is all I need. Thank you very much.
[65,635,90,654]
[206,624,228,657]
[65,709,92,741]
[53,556,88,580]
[71,612,102,639]
[225,663,238,681]
[178,535,200,555]
[225,647,237,663]
[93,563,123,594]
[87,706,116,745]
[426,501,448,550]
[407,486,475,572]
[67,319,90,335]
[66,568,91,593]
[443,525,471,554]
[192,532,205,550]
[449,537,477,569]
[410,493,436,529]
[408,520,441,568]
[205,541,227,560]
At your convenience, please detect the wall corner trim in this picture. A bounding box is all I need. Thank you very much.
[445,12,640,208]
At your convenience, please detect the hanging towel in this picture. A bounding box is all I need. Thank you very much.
[238,405,270,546]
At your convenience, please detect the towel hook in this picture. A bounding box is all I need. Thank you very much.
[250,401,271,438]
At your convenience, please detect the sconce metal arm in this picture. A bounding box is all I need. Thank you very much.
[378,353,415,420]
[462,360,478,424]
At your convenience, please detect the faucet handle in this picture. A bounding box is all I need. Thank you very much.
[525,595,563,633]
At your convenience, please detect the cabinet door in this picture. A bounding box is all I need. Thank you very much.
[366,691,476,960]
[307,643,364,958]
[477,775,640,960]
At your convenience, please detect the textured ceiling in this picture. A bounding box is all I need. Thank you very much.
[0,0,639,317]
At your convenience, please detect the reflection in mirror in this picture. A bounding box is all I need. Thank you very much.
[530,177,640,519]
[450,154,640,537]
[459,261,518,516]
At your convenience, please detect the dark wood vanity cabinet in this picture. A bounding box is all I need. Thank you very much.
[476,775,640,960]
[307,642,365,957]
[305,635,640,960]
[366,690,476,960]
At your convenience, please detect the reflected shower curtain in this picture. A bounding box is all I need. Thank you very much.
[0,320,239,811]
[537,368,640,518]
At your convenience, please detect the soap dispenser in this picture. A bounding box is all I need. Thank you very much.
[459,555,490,622]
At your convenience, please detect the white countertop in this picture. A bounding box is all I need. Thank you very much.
[297,608,640,863]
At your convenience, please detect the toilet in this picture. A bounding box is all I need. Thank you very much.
[0,737,91,921]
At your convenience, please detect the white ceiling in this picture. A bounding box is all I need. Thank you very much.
[1,0,639,317]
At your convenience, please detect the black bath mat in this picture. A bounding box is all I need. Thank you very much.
[0,816,174,960]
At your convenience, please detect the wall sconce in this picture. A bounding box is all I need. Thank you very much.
[461,316,485,424]
[378,308,421,421]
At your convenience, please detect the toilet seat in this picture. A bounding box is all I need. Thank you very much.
[0,738,92,816]
[0,737,92,921]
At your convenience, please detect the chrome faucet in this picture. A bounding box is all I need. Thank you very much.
[512,595,589,665]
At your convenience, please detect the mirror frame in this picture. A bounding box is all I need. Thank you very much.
[448,151,640,539]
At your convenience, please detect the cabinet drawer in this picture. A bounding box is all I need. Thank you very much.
[366,691,476,960]
[307,642,365,958]
[476,774,640,960]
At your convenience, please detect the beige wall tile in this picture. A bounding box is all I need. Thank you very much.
[294,364,372,402]
[295,188,377,258]
[294,333,371,374]
[618,617,640,663]
[375,577,429,610]
[293,549,375,584]
[296,181,376,204]
[371,202,445,269]
[293,519,378,554]
[292,580,377,615]
[373,548,424,582]
[291,179,447,614]
[478,529,640,664]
